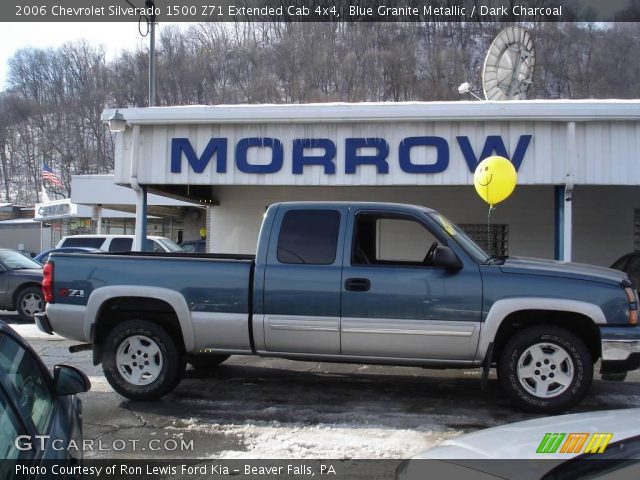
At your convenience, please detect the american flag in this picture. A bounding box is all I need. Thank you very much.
[43,163,63,186]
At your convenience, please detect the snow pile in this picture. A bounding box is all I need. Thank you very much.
[177,418,461,459]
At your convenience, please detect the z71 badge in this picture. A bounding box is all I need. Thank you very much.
[59,288,85,298]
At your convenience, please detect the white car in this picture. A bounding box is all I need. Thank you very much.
[56,235,183,253]
[398,409,640,480]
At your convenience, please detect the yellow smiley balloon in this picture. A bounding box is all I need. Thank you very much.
[473,155,517,206]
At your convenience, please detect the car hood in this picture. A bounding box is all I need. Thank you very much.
[415,408,640,461]
[499,256,628,286]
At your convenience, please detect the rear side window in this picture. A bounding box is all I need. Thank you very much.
[0,389,25,460]
[61,237,104,249]
[0,334,54,434]
[108,238,134,252]
[277,210,340,265]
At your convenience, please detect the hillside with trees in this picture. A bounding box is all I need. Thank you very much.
[0,22,638,203]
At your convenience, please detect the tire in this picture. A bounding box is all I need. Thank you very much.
[498,326,593,414]
[189,354,230,370]
[16,286,45,321]
[102,320,185,400]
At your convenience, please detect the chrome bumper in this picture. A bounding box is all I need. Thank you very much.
[601,339,640,362]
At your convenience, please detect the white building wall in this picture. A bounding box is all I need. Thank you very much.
[111,102,640,188]
[208,185,556,260]
[0,223,50,253]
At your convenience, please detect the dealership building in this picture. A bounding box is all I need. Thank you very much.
[102,100,640,267]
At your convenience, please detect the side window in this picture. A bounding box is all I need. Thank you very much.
[151,241,165,253]
[0,334,54,434]
[277,210,340,265]
[353,214,438,265]
[0,389,26,460]
[62,237,105,249]
[108,238,133,252]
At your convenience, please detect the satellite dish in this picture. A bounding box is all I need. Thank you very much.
[482,26,535,101]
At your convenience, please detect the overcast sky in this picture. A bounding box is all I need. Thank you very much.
[0,22,186,89]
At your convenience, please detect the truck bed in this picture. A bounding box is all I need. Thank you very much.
[49,251,254,315]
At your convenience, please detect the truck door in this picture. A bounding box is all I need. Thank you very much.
[340,209,482,360]
[263,206,346,354]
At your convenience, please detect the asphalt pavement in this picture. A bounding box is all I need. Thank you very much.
[3,312,640,459]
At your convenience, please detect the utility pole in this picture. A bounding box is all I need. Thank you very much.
[146,0,156,107]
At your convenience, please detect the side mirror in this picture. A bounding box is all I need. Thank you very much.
[432,246,463,271]
[53,365,91,395]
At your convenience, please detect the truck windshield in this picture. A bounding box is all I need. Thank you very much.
[428,213,491,264]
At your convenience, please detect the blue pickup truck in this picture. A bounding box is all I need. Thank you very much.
[37,202,640,413]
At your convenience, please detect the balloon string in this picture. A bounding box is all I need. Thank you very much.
[487,205,494,257]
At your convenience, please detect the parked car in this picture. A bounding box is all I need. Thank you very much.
[56,235,183,253]
[34,247,102,265]
[38,202,640,413]
[0,249,44,321]
[398,408,640,479]
[180,239,206,253]
[0,320,90,471]
[611,251,640,290]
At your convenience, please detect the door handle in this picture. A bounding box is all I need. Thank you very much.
[345,278,371,292]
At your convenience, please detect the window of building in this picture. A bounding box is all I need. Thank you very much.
[458,223,509,258]
[277,210,340,265]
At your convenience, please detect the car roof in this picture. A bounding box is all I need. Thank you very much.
[271,201,436,217]
[416,407,640,461]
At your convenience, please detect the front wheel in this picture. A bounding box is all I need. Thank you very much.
[16,286,45,321]
[498,326,593,413]
[102,320,185,400]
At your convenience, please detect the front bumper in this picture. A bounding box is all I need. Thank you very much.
[601,326,640,373]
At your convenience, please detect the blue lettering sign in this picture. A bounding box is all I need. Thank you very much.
[457,135,532,172]
[170,134,531,176]
[345,138,389,174]
[236,137,284,174]
[292,139,336,175]
[170,138,227,173]
[399,136,449,174]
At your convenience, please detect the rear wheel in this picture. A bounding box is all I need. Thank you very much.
[498,326,593,413]
[102,320,185,400]
[16,286,45,321]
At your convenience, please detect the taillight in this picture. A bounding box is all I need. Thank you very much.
[624,287,638,325]
[42,262,54,303]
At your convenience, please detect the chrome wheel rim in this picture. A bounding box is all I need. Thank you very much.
[517,342,574,398]
[115,335,163,386]
[21,292,43,317]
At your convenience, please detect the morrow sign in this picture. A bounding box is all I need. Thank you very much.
[170,135,532,175]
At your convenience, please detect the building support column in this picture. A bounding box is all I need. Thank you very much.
[555,185,573,262]
[556,121,576,262]
[92,205,103,234]
[129,123,148,251]
[134,186,148,251]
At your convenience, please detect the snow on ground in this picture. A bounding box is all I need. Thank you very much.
[10,322,63,340]
[175,418,462,459]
